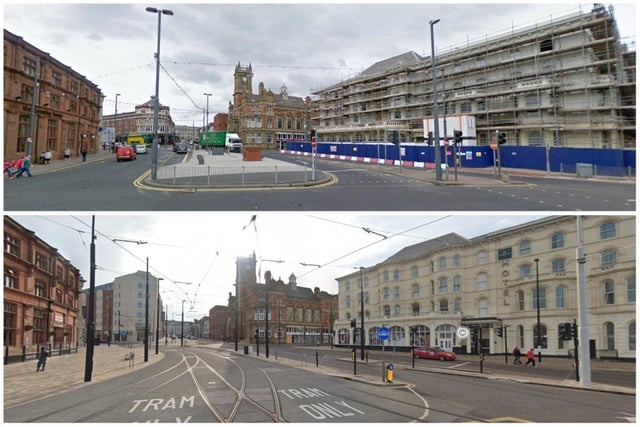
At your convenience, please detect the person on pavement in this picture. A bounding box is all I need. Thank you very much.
[81,145,88,162]
[512,346,522,364]
[63,147,71,159]
[36,346,49,372]
[14,154,33,178]
[525,347,536,367]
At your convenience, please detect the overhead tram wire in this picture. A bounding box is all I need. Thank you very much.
[296,216,453,280]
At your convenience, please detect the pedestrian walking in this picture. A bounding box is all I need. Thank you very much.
[63,147,71,159]
[14,155,32,178]
[4,160,17,178]
[81,146,88,162]
[512,346,522,364]
[525,347,536,367]
[36,345,49,372]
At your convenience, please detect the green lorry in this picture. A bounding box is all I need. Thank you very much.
[199,131,242,152]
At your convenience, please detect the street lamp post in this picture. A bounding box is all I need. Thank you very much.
[359,267,365,361]
[146,6,174,180]
[234,283,239,352]
[534,258,542,362]
[203,93,212,133]
[114,93,120,145]
[429,18,442,181]
[144,258,150,362]
[181,300,185,347]
[155,278,163,355]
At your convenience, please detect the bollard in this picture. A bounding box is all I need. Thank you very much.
[385,363,394,382]
[480,353,485,373]
[316,351,319,367]
[365,351,369,363]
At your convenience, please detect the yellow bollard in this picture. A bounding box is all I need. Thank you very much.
[386,363,394,382]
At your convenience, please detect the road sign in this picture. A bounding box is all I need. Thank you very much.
[457,327,470,339]
[377,326,390,341]
[490,141,498,150]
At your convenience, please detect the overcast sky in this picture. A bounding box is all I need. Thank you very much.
[9,213,548,321]
[3,2,636,127]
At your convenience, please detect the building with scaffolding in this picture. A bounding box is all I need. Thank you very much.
[312,4,635,149]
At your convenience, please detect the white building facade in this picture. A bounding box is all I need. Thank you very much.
[335,216,635,359]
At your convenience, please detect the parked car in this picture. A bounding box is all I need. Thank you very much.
[413,346,456,361]
[116,145,137,162]
[135,144,148,154]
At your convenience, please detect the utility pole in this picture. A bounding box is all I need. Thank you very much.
[84,216,96,382]
[576,216,591,385]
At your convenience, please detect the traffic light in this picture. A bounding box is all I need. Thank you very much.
[454,130,463,145]
[559,322,572,340]
[310,129,317,138]
[495,326,503,338]
[255,329,259,338]
[498,132,507,145]
[350,319,357,328]
[570,322,578,339]
[426,131,433,146]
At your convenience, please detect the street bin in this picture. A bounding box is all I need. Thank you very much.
[243,345,249,355]
[386,363,394,382]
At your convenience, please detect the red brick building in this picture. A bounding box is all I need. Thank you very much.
[209,306,228,340]
[3,30,103,162]
[4,217,83,355]
[227,254,338,345]
[228,63,314,150]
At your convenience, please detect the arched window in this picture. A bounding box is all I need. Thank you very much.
[517,325,524,348]
[439,277,448,293]
[477,250,487,265]
[478,298,488,316]
[603,280,615,304]
[411,283,420,298]
[452,254,460,267]
[532,287,546,309]
[453,275,461,292]
[604,322,615,350]
[600,221,617,240]
[517,290,525,311]
[476,272,487,290]
[555,286,566,308]
[551,232,565,249]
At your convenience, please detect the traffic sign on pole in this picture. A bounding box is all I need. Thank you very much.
[377,326,390,341]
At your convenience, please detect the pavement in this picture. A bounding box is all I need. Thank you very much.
[9,146,632,189]
[3,341,634,409]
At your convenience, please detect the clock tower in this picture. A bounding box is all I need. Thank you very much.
[235,252,257,285]
[233,62,253,104]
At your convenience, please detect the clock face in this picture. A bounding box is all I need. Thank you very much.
[242,76,248,82]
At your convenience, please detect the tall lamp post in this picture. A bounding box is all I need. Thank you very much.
[146,6,173,180]
[114,93,120,145]
[155,278,163,355]
[429,18,442,181]
[359,267,365,361]
[203,93,212,132]
[181,300,185,347]
[534,258,542,362]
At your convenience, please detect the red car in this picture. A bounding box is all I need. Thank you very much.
[116,145,137,162]
[413,346,456,361]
